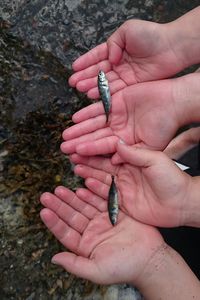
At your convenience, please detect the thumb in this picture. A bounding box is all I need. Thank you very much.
[107,33,123,65]
[116,142,163,168]
[52,252,102,284]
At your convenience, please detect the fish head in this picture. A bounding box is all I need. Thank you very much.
[98,70,106,82]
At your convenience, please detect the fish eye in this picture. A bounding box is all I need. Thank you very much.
[98,70,104,76]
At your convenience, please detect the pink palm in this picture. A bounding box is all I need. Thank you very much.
[61,79,180,157]
[40,186,164,284]
[69,20,184,99]
[70,144,191,227]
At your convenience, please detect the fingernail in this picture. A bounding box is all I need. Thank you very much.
[119,139,126,145]
[51,258,59,265]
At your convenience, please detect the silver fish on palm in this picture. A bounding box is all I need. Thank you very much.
[108,175,118,226]
[98,70,111,122]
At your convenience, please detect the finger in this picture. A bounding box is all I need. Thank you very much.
[87,78,127,99]
[63,120,112,142]
[117,143,184,178]
[75,70,120,93]
[76,136,119,156]
[61,127,112,154]
[117,142,163,168]
[87,87,100,99]
[71,60,112,89]
[40,192,89,234]
[74,164,111,185]
[72,102,104,123]
[54,186,99,219]
[72,42,108,72]
[40,208,81,253]
[107,31,123,65]
[76,188,107,212]
[164,127,200,159]
[85,178,109,200]
[111,152,125,164]
[52,252,102,284]
[62,115,106,140]
[70,153,117,174]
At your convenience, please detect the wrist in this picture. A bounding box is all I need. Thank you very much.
[135,244,200,300]
[165,6,200,69]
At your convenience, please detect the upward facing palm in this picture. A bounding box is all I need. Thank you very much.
[40,186,164,284]
[69,20,184,99]
[61,79,180,157]
[71,143,192,227]
[63,19,189,157]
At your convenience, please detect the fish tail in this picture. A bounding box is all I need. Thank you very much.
[110,217,115,226]
[106,112,109,123]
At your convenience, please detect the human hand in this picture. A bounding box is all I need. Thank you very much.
[164,126,200,160]
[40,186,164,285]
[62,77,180,156]
[68,19,186,99]
[70,142,193,227]
[69,5,200,99]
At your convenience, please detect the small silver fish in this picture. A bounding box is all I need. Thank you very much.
[108,175,118,226]
[97,70,111,122]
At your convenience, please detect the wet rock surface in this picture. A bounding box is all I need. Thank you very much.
[0,1,200,299]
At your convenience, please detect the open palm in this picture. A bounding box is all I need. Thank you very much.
[69,20,184,99]
[70,143,192,227]
[61,78,180,157]
[40,186,164,284]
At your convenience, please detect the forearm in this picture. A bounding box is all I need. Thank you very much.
[166,6,200,69]
[183,176,200,227]
[135,244,200,300]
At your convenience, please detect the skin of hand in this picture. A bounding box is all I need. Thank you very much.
[69,142,194,228]
[63,6,200,158]
[69,20,182,98]
[62,72,200,159]
[61,76,180,157]
[164,126,200,160]
[68,7,200,99]
[40,185,165,285]
[40,186,200,299]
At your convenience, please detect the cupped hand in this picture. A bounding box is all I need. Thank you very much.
[69,20,184,99]
[61,78,180,157]
[70,142,193,227]
[40,186,164,285]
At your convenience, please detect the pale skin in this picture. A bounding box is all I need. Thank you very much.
[164,126,200,160]
[70,142,200,228]
[40,185,200,299]
[40,137,200,299]
[61,6,200,157]
[68,6,200,97]
[40,7,200,298]
[61,72,200,159]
